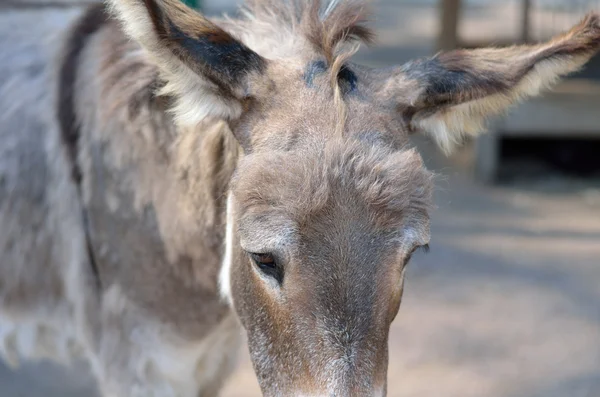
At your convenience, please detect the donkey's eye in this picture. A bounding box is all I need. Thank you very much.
[251,253,275,267]
[249,253,283,284]
[403,244,430,267]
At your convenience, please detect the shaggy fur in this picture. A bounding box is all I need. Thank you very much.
[238,0,375,61]
[401,13,600,152]
[0,0,599,395]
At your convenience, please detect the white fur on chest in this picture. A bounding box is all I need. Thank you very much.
[96,285,242,397]
[145,313,242,397]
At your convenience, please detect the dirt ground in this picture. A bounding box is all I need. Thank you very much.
[1,0,600,396]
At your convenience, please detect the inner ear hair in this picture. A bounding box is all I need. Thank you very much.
[108,0,268,125]
[399,12,600,153]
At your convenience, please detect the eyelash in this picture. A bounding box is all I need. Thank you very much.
[404,244,430,266]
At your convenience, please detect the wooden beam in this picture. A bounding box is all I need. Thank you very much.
[438,0,462,51]
[521,0,532,43]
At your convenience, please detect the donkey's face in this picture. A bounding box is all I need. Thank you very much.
[110,0,600,394]
[228,145,431,395]
[226,62,434,395]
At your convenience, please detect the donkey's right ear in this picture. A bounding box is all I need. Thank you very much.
[108,0,268,125]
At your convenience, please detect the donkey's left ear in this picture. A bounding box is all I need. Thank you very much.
[108,0,268,125]
[380,13,600,153]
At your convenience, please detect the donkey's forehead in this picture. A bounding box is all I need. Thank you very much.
[232,140,433,238]
[246,60,409,151]
[266,59,373,100]
[302,60,358,94]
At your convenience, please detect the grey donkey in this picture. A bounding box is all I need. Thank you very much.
[1,0,599,395]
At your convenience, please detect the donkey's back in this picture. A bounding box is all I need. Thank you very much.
[0,5,94,365]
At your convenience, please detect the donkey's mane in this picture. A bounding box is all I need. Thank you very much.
[224,0,374,64]
[220,0,374,134]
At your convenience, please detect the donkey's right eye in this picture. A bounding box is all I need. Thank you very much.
[249,253,283,284]
[403,244,430,267]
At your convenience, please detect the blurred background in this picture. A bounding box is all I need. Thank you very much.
[1,0,599,396]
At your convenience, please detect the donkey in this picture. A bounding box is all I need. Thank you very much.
[1,0,599,395]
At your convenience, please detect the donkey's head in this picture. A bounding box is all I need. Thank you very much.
[109,0,600,394]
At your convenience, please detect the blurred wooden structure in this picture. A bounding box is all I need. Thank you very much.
[438,0,600,182]
[520,0,532,43]
[438,0,461,50]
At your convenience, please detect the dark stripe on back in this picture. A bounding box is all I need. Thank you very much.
[58,2,108,184]
[57,2,108,289]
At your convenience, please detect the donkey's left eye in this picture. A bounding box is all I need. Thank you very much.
[249,253,283,284]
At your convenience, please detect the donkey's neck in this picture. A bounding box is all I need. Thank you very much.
[66,7,239,336]
[77,12,240,233]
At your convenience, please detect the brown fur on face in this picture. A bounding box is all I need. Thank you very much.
[221,60,434,396]
[233,141,432,231]
[229,139,432,395]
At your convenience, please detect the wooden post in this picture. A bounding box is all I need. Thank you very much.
[520,0,532,43]
[438,0,462,51]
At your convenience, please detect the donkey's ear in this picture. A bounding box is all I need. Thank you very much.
[108,0,267,124]
[383,13,600,153]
